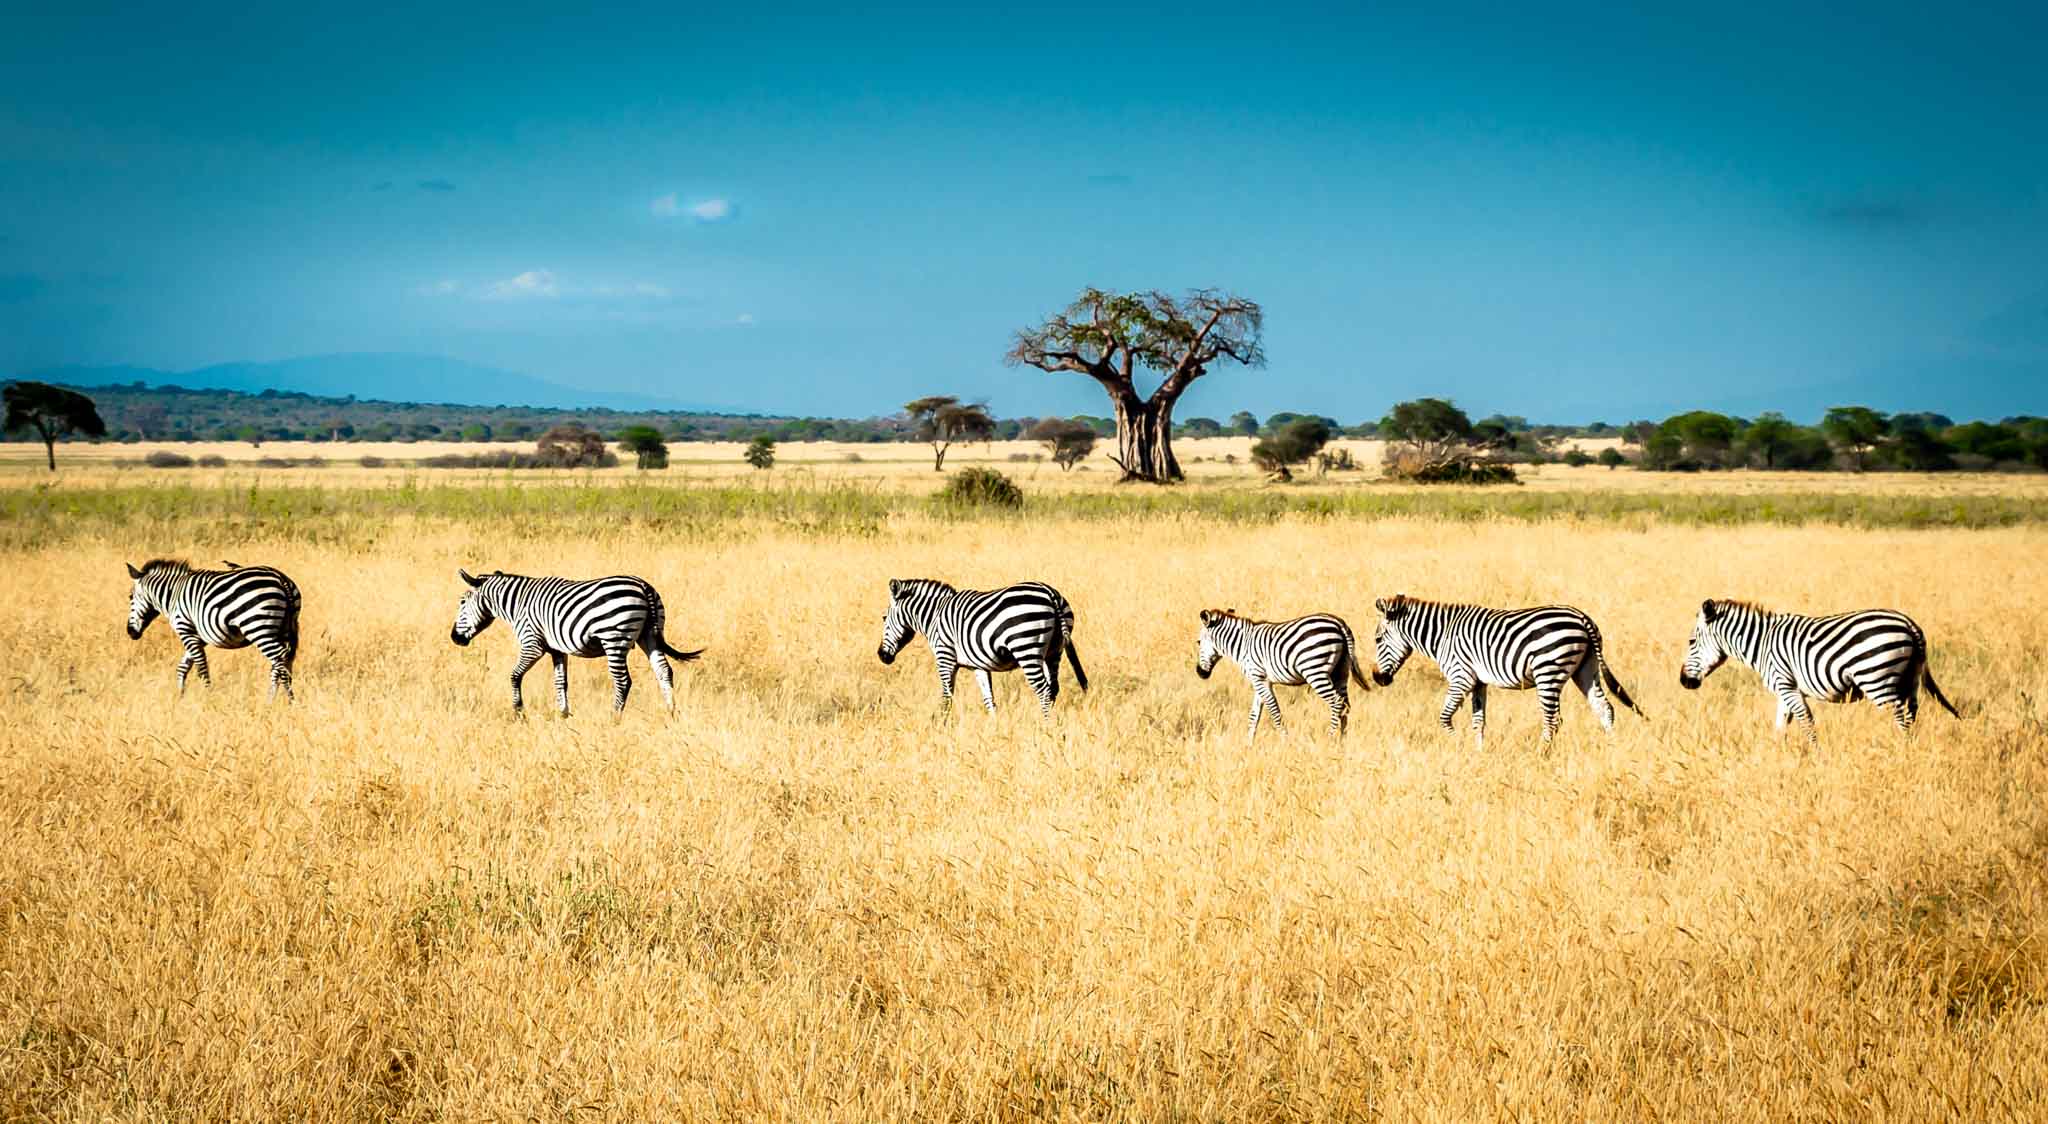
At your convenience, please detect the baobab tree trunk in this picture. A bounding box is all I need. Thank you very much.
[1109,394,1183,483]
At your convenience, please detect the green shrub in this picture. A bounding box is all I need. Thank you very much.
[1562,449,1594,467]
[934,467,1023,510]
[144,451,195,468]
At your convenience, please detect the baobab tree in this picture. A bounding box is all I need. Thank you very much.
[1006,287,1263,483]
[904,396,996,471]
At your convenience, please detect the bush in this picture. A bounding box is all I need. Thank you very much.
[536,424,611,468]
[196,455,228,468]
[255,456,326,469]
[934,467,1023,510]
[144,451,195,468]
[1251,419,1333,479]
[358,455,388,468]
[744,436,777,470]
[1597,448,1627,470]
[1386,456,1520,485]
[1562,449,1594,467]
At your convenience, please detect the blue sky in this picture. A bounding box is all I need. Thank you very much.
[2,1,2044,422]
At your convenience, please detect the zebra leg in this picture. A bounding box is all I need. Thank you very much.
[1536,674,1567,744]
[1895,692,1919,734]
[933,651,959,711]
[551,652,570,716]
[1437,669,1472,733]
[976,669,998,713]
[1791,695,1819,749]
[1574,658,1614,731]
[1307,670,1345,735]
[645,646,676,709]
[1254,677,1285,735]
[175,631,210,695]
[1023,659,1058,716]
[1469,683,1488,746]
[508,646,543,713]
[606,644,633,713]
[1245,689,1264,741]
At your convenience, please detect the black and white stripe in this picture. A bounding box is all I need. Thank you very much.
[1679,599,1957,742]
[877,578,1087,715]
[126,558,302,700]
[450,568,700,714]
[1195,608,1371,739]
[1371,593,1641,745]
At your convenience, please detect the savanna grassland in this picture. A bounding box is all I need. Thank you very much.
[2,454,2045,1121]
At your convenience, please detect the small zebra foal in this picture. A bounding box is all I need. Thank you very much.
[1371,594,1642,746]
[1680,599,1958,745]
[877,578,1087,715]
[450,569,701,715]
[125,558,302,700]
[1195,609,1371,740]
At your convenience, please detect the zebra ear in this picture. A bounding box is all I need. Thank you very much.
[460,568,484,588]
[1199,609,1219,625]
[1700,599,1719,622]
[889,579,902,597]
[1375,595,1405,619]
[126,562,142,580]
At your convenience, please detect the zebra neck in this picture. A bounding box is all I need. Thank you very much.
[899,589,951,635]
[483,579,527,619]
[1403,607,1457,664]
[1716,612,1770,669]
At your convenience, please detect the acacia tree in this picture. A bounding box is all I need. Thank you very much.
[3,381,106,471]
[1006,287,1264,483]
[1821,406,1887,472]
[616,425,669,469]
[904,396,997,471]
[1025,417,1098,470]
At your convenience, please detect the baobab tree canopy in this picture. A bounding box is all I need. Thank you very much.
[1007,288,1263,483]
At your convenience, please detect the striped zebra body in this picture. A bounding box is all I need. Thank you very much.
[1195,609,1370,739]
[125,558,302,700]
[1680,599,1957,743]
[1371,594,1640,745]
[878,578,1087,715]
[450,569,700,714]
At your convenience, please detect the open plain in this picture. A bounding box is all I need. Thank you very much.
[1,452,2044,1120]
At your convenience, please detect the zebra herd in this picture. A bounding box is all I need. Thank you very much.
[122,559,1962,745]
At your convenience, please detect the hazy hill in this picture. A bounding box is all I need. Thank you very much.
[17,353,722,412]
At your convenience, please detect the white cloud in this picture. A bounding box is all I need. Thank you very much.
[735,312,756,325]
[483,269,559,300]
[690,198,733,222]
[651,193,681,217]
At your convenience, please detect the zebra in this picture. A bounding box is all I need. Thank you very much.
[1679,599,1958,743]
[1195,609,1372,740]
[1370,593,1642,745]
[125,558,302,700]
[877,578,1087,715]
[449,569,701,715]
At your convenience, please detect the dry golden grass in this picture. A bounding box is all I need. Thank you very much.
[12,435,2048,499]
[2,501,2045,1120]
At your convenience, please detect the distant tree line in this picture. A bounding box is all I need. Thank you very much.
[5,379,2043,476]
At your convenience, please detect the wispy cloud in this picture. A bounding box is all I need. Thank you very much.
[483,269,560,300]
[421,272,673,303]
[653,194,735,222]
[416,179,458,192]
[735,312,756,325]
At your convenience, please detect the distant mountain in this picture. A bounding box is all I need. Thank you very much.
[18,353,728,412]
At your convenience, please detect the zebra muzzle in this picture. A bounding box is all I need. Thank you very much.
[877,647,895,665]
[451,629,470,647]
[1195,662,1211,679]
[1678,673,1700,690]
[1371,670,1394,687]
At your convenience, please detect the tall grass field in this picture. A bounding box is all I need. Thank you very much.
[1,466,2043,1120]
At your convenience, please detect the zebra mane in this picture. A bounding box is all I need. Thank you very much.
[890,578,956,597]
[1706,598,1770,620]
[1201,608,1255,625]
[136,558,194,576]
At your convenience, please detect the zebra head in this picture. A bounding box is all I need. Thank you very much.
[124,562,160,639]
[1370,595,1415,686]
[451,569,495,646]
[1680,599,1731,689]
[1195,609,1231,678]
[877,579,918,664]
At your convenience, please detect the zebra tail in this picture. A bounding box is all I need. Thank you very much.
[1922,665,1960,718]
[1343,624,1371,689]
[1601,660,1645,719]
[658,638,704,663]
[1061,611,1089,690]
